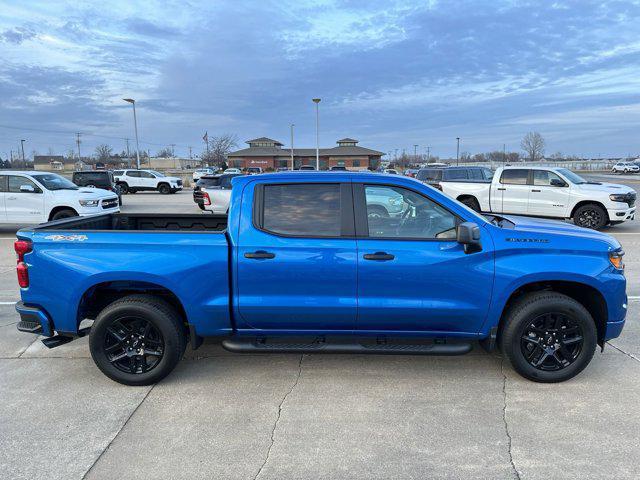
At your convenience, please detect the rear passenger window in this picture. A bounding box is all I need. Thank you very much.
[261,184,341,237]
[445,169,468,180]
[500,169,528,185]
[469,169,484,180]
[0,176,7,192]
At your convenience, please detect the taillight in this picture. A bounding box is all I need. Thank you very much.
[14,240,32,288]
[203,192,211,206]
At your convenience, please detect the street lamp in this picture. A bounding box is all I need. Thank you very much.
[413,144,418,162]
[290,123,295,171]
[20,139,26,162]
[312,98,321,170]
[456,137,460,166]
[123,98,141,169]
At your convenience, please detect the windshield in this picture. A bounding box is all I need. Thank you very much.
[33,174,79,190]
[149,170,165,177]
[556,168,586,184]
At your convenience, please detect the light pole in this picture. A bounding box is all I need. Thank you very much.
[426,146,431,163]
[20,139,26,162]
[413,144,418,163]
[290,124,295,171]
[312,98,321,170]
[456,137,460,166]
[123,98,141,169]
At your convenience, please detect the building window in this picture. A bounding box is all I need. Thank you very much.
[353,159,360,167]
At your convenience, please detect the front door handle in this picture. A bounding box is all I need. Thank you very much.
[244,250,276,260]
[531,189,541,193]
[363,252,395,261]
[497,187,506,191]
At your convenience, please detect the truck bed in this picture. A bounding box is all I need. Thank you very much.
[30,213,228,232]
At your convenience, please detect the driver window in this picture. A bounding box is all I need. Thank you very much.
[364,185,458,239]
[140,171,154,178]
[533,170,563,186]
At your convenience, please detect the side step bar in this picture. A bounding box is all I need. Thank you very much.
[222,337,472,356]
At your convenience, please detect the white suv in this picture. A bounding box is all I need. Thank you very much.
[113,169,183,194]
[611,162,639,174]
[0,171,119,225]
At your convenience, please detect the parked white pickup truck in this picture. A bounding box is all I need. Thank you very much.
[435,166,636,229]
[0,171,119,224]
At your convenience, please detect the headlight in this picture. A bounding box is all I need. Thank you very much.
[609,194,628,202]
[79,200,99,207]
[609,250,625,270]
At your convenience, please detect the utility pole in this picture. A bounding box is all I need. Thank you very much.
[169,143,176,157]
[312,98,321,170]
[125,138,130,158]
[503,143,506,166]
[290,123,295,171]
[456,137,460,166]
[75,133,82,160]
[426,146,431,163]
[188,146,193,159]
[413,144,418,163]
[20,139,26,162]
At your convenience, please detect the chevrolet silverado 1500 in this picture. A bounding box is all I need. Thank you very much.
[14,173,627,385]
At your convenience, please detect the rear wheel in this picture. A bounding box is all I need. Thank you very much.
[159,183,171,195]
[573,204,608,229]
[459,196,480,212]
[89,295,187,385]
[51,208,78,221]
[500,292,596,383]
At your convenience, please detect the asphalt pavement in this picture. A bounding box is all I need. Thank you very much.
[1,176,639,479]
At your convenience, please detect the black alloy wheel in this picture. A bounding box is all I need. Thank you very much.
[520,312,583,371]
[574,204,607,229]
[104,317,164,374]
[159,184,171,194]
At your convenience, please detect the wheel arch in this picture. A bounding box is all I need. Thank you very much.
[570,200,608,219]
[77,280,188,333]
[497,280,608,348]
[48,206,78,221]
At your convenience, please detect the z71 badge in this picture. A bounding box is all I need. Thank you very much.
[44,235,88,242]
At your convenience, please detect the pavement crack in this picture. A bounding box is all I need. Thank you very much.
[17,335,41,358]
[501,360,522,480]
[81,383,155,480]
[607,341,640,363]
[253,354,305,480]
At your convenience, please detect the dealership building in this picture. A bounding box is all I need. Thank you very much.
[227,137,384,170]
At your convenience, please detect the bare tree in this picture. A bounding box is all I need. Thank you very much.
[521,132,545,161]
[95,144,113,161]
[201,133,238,167]
[156,147,174,158]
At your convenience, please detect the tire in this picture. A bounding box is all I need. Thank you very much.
[51,208,78,221]
[118,183,129,194]
[573,204,608,229]
[159,183,171,195]
[460,196,480,212]
[500,292,597,383]
[367,205,389,219]
[89,295,187,386]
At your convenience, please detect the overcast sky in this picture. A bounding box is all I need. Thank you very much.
[1,0,640,160]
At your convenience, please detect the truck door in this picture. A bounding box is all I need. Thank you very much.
[353,183,494,334]
[5,175,45,224]
[492,169,530,214]
[527,169,571,218]
[235,181,357,331]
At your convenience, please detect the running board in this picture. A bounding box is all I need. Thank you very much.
[222,337,472,356]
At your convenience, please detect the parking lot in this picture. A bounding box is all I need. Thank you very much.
[1,174,639,479]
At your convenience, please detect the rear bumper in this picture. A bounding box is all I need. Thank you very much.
[15,302,53,337]
[607,206,635,222]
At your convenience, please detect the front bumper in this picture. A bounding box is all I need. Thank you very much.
[16,302,53,337]
[607,206,636,222]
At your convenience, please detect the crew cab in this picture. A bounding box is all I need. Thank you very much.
[113,169,183,194]
[432,166,636,229]
[0,171,119,225]
[15,173,627,386]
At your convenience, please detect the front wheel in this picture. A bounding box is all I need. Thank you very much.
[89,295,187,385]
[51,208,78,221]
[573,204,608,229]
[118,183,129,194]
[500,292,596,383]
[158,184,171,194]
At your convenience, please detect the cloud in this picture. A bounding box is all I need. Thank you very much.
[1,26,37,44]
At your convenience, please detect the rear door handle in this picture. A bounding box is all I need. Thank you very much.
[531,189,541,193]
[363,252,395,261]
[244,250,275,260]
[496,187,506,191]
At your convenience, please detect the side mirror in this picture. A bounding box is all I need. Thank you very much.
[457,222,482,254]
[550,178,566,187]
[20,184,35,193]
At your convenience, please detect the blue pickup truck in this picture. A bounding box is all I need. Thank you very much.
[14,172,627,385]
